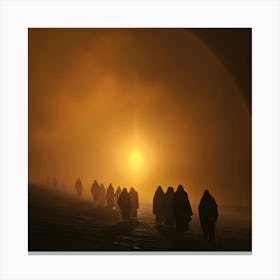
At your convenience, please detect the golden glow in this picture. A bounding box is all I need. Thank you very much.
[28,29,251,205]
[129,149,144,171]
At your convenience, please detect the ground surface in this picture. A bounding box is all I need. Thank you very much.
[28,184,251,252]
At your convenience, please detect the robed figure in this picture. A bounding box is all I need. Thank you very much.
[173,185,193,232]
[115,187,122,212]
[199,190,218,240]
[164,186,175,226]
[99,184,106,206]
[91,180,100,204]
[75,178,83,197]
[118,188,131,220]
[106,184,115,210]
[153,186,165,224]
[129,187,139,218]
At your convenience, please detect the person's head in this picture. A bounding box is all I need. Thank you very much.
[203,189,211,197]
[122,188,128,194]
[177,185,185,193]
[166,186,174,193]
[157,186,162,191]
[93,179,99,186]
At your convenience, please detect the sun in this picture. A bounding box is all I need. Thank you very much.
[129,149,144,171]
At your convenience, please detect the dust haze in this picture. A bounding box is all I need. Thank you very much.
[28,28,251,207]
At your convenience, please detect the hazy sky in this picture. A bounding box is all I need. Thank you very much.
[28,28,251,206]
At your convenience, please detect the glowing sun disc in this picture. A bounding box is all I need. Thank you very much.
[130,150,144,170]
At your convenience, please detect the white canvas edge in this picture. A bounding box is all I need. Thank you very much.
[0,0,279,279]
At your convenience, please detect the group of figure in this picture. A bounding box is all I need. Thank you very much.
[117,187,139,220]
[89,180,107,206]
[74,178,139,220]
[153,185,218,240]
[74,179,217,240]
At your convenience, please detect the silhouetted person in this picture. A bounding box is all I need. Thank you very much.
[129,187,139,218]
[115,186,122,211]
[106,184,115,210]
[153,186,165,224]
[91,180,100,204]
[199,190,218,241]
[118,188,131,220]
[52,177,57,188]
[164,186,175,226]
[173,185,193,232]
[99,184,106,206]
[75,178,83,197]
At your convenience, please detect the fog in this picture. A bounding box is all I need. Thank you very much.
[28,28,251,207]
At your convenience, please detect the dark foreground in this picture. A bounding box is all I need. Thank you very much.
[28,184,251,252]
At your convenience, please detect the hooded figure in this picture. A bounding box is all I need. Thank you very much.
[153,186,165,224]
[199,190,218,240]
[99,184,106,206]
[129,187,139,218]
[91,180,100,204]
[115,187,122,211]
[118,188,131,220]
[164,186,175,226]
[173,185,193,232]
[106,184,115,209]
[75,178,83,197]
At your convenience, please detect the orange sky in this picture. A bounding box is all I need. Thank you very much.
[28,28,251,207]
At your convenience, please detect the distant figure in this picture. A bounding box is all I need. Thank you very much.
[52,177,58,188]
[129,187,139,218]
[199,190,218,241]
[173,185,193,232]
[106,184,115,210]
[75,178,83,197]
[153,186,165,224]
[118,188,131,220]
[115,186,122,211]
[164,186,175,226]
[91,180,100,204]
[99,184,106,206]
